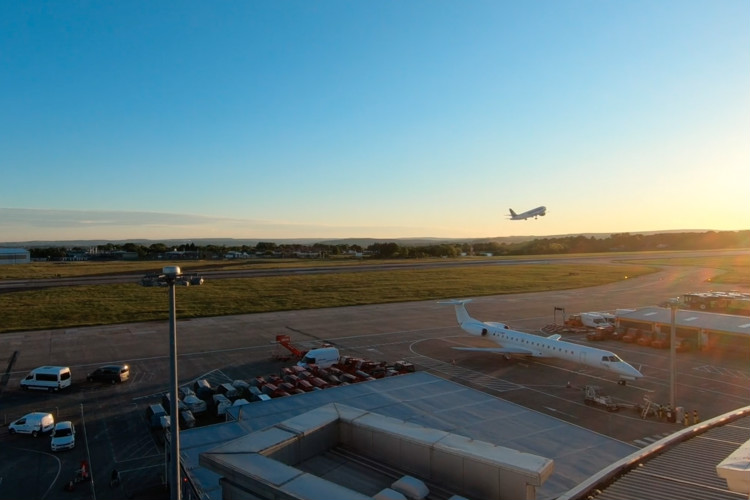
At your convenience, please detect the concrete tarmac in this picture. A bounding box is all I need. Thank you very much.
[0,252,748,499]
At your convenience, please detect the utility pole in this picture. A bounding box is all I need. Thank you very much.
[669,301,678,411]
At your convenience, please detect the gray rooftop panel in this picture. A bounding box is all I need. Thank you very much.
[559,411,750,500]
[618,306,750,336]
[204,372,637,499]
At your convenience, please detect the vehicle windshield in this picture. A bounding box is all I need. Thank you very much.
[56,428,72,437]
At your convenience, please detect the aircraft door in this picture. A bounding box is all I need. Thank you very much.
[579,352,587,365]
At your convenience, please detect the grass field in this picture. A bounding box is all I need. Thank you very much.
[1,262,654,333]
[1,251,748,334]
[623,254,750,285]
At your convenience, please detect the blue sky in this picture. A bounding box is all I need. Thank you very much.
[2,1,748,242]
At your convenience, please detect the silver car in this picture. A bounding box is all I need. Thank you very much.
[50,421,75,451]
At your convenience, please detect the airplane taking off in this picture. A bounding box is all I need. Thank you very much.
[440,299,643,384]
[508,206,546,220]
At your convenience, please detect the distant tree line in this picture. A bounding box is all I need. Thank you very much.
[26,230,750,261]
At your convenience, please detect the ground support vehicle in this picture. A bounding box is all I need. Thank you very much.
[585,327,610,341]
[564,314,583,328]
[580,312,615,332]
[583,385,620,412]
[621,328,642,343]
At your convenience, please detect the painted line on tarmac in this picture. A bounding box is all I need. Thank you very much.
[9,447,62,500]
[80,403,96,500]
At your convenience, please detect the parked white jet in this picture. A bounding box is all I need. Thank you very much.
[440,299,643,384]
[508,206,546,220]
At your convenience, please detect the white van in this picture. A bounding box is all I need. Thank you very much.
[580,313,614,330]
[20,366,72,392]
[298,347,340,369]
[9,412,55,437]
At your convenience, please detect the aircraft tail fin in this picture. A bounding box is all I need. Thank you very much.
[438,299,474,326]
[509,208,517,217]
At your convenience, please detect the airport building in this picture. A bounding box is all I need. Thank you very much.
[177,371,750,500]
[179,371,637,500]
[616,306,750,351]
[558,406,750,500]
[0,247,30,264]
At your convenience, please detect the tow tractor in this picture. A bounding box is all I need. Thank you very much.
[583,385,620,412]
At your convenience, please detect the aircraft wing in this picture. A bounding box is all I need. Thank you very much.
[452,346,534,355]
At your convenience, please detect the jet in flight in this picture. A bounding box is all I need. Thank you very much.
[508,206,546,220]
[440,299,643,384]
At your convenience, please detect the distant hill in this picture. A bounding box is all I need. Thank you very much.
[0,230,721,249]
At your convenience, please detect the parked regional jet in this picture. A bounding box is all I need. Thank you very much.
[508,206,546,220]
[440,299,643,384]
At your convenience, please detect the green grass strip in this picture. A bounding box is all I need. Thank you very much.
[0,263,653,333]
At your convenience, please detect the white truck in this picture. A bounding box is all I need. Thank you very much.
[298,346,340,369]
[580,312,614,330]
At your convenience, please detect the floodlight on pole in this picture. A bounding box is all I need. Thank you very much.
[669,300,678,411]
[164,266,181,500]
[140,265,204,500]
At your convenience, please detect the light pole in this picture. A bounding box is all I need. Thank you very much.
[163,265,181,500]
[669,300,678,412]
[140,266,204,500]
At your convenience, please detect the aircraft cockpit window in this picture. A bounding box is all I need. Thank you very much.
[602,355,620,362]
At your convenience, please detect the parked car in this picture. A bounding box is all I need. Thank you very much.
[179,386,196,399]
[140,273,165,287]
[162,393,188,414]
[212,394,232,416]
[232,379,250,397]
[182,394,207,414]
[145,404,170,430]
[187,274,204,285]
[9,412,55,437]
[216,382,239,400]
[179,410,196,429]
[193,379,214,401]
[50,421,76,451]
[87,364,130,384]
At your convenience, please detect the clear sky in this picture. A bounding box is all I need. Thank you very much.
[2,1,748,242]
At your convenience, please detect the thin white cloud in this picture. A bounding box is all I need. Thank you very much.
[0,207,448,242]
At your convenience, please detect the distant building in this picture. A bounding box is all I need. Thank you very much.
[165,250,200,260]
[225,251,250,259]
[616,306,750,351]
[0,248,30,265]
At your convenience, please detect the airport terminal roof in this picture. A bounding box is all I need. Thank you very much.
[180,371,638,500]
[559,407,750,500]
[617,306,750,336]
